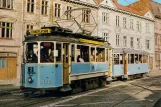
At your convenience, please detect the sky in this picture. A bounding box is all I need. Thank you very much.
[118,0,161,6]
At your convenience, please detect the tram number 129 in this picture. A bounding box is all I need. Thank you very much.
[44,80,51,84]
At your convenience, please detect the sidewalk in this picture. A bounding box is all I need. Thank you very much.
[0,84,20,96]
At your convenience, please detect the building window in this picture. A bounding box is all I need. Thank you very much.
[146,23,149,33]
[66,6,72,19]
[54,3,61,17]
[146,40,150,49]
[130,37,134,48]
[116,15,119,27]
[116,34,119,46]
[27,25,33,31]
[136,21,141,31]
[0,58,6,68]
[82,9,90,23]
[26,25,33,35]
[137,38,140,48]
[0,22,13,38]
[130,19,133,29]
[103,32,109,42]
[41,0,48,15]
[0,0,13,9]
[123,17,126,28]
[123,36,127,47]
[102,12,109,24]
[27,0,34,13]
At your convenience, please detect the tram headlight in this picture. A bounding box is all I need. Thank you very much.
[28,67,34,74]
[28,77,33,83]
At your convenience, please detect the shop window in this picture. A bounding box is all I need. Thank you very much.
[96,48,105,62]
[40,42,54,63]
[26,42,38,63]
[0,58,6,68]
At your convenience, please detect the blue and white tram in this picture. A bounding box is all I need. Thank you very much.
[21,26,112,96]
[112,48,149,79]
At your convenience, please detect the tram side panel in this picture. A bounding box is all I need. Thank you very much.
[70,62,108,80]
[22,64,63,88]
[112,65,124,77]
[128,63,149,75]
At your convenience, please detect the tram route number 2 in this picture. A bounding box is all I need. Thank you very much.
[44,80,51,84]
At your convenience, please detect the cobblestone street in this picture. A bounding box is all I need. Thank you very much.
[0,72,161,107]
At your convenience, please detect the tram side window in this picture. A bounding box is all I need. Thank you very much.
[96,48,105,62]
[120,54,123,64]
[129,54,134,64]
[77,45,89,62]
[91,47,95,62]
[139,55,142,63]
[71,44,75,62]
[143,55,148,63]
[26,43,38,63]
[40,42,54,63]
[56,43,61,62]
[135,54,139,63]
[114,54,119,64]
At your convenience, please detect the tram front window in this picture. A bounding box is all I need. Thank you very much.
[26,43,38,63]
[40,42,54,63]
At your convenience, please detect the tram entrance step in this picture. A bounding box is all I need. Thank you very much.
[59,85,72,92]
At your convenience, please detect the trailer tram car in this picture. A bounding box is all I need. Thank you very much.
[21,26,112,96]
[112,49,150,80]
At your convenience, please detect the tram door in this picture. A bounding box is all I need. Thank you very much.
[63,43,70,84]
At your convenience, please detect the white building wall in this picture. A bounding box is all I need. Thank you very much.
[0,0,23,84]
[98,6,154,59]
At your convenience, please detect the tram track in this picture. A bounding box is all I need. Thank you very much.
[111,76,161,107]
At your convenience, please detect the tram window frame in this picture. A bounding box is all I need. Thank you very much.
[40,42,54,63]
[56,43,62,63]
[119,54,123,64]
[106,49,108,62]
[26,42,38,63]
[76,44,89,63]
[96,47,105,62]
[71,44,75,62]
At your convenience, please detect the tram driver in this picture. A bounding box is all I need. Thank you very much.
[27,50,37,63]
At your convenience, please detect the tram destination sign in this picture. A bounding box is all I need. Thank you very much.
[79,39,104,45]
[29,29,51,34]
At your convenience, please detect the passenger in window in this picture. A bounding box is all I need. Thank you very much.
[49,46,54,62]
[27,50,37,63]
[40,46,48,62]
[77,55,84,63]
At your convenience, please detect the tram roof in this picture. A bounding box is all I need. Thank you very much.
[24,26,112,48]
[113,48,150,55]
